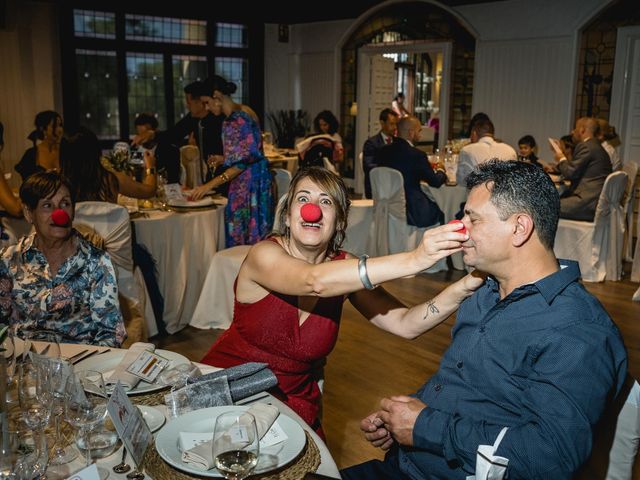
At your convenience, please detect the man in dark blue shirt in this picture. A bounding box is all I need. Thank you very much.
[341,160,628,480]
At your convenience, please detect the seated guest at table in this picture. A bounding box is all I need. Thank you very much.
[0,171,125,347]
[133,113,181,184]
[596,118,622,172]
[517,134,543,168]
[201,166,483,436]
[392,92,411,118]
[60,126,157,202]
[341,160,627,480]
[190,75,273,247]
[15,110,64,181]
[362,108,399,199]
[456,114,517,183]
[296,110,344,171]
[378,116,447,228]
[552,117,612,222]
[0,122,22,218]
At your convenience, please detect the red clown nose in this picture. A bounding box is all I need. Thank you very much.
[448,219,467,235]
[51,209,70,227]
[300,203,322,223]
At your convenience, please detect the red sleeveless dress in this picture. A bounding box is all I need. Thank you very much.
[200,246,347,435]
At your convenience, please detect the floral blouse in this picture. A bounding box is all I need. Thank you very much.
[0,231,125,347]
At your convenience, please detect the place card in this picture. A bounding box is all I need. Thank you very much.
[126,350,170,383]
[66,463,100,480]
[164,183,184,201]
[107,382,153,467]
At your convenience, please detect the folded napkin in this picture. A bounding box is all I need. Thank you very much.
[190,362,278,402]
[181,403,279,471]
[165,377,233,419]
[105,342,155,391]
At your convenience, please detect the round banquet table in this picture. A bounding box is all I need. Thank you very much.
[132,205,226,334]
[42,342,342,479]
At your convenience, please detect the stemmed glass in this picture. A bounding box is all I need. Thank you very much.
[0,430,46,480]
[48,358,78,465]
[213,411,260,480]
[65,370,110,480]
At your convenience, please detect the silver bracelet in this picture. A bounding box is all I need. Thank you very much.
[358,254,375,290]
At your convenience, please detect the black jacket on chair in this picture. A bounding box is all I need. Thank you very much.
[377,139,447,228]
[362,132,394,199]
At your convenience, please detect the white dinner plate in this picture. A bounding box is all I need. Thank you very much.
[155,406,306,477]
[138,405,166,433]
[167,197,215,208]
[74,349,189,395]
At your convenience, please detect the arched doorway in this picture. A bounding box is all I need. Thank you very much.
[337,0,476,186]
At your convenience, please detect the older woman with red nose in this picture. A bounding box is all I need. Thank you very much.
[201,166,481,436]
[0,171,125,346]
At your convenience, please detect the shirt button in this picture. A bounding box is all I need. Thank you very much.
[457,361,464,369]
[434,384,442,392]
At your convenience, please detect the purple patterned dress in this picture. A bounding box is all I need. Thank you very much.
[223,110,274,247]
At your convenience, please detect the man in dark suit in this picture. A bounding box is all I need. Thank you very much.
[362,108,399,199]
[377,116,447,228]
[554,117,612,221]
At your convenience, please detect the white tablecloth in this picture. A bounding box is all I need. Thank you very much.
[132,205,226,334]
[421,183,468,270]
[51,343,340,479]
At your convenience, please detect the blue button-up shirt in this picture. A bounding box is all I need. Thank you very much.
[398,260,627,480]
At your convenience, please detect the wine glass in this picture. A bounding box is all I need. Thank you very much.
[213,411,260,480]
[48,358,78,465]
[64,370,110,480]
[0,430,44,480]
[18,361,53,432]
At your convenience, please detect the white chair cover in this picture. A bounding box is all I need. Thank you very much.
[73,201,156,336]
[322,157,338,175]
[370,167,446,273]
[180,145,204,189]
[190,245,252,330]
[273,168,292,202]
[354,152,365,196]
[622,162,638,262]
[632,195,640,283]
[554,171,628,282]
[343,199,374,257]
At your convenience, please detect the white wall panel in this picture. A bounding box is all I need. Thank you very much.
[299,52,335,125]
[472,37,574,154]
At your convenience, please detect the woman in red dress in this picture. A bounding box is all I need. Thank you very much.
[201,167,482,436]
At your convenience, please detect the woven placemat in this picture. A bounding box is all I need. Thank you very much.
[143,430,320,480]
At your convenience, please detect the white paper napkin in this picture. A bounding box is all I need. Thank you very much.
[105,342,155,391]
[180,403,281,471]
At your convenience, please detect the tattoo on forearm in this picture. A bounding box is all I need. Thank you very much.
[423,301,439,320]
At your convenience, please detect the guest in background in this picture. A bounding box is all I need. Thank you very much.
[559,134,575,162]
[0,122,22,217]
[60,126,157,202]
[553,117,612,222]
[517,134,543,167]
[596,118,622,171]
[392,92,411,118]
[456,114,517,183]
[362,108,399,199]
[378,116,447,228]
[201,167,482,436]
[0,171,125,347]
[190,75,273,247]
[15,110,63,181]
[133,113,181,184]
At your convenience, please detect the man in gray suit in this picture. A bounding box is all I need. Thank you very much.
[555,117,612,221]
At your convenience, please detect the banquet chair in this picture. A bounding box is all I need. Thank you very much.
[632,196,640,284]
[554,171,628,282]
[273,168,292,201]
[622,161,638,262]
[73,201,156,337]
[180,145,204,189]
[370,167,446,273]
[322,157,338,175]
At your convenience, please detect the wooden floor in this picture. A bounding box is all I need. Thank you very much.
[153,265,640,476]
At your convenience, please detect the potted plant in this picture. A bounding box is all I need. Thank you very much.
[267,110,309,148]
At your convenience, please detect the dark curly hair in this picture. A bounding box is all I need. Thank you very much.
[313,110,339,135]
[204,75,237,96]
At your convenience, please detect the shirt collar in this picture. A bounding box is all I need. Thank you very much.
[402,137,414,147]
[485,260,581,305]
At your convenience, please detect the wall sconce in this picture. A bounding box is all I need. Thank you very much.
[349,101,358,117]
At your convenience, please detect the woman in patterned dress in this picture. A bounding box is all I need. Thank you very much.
[190,75,273,247]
